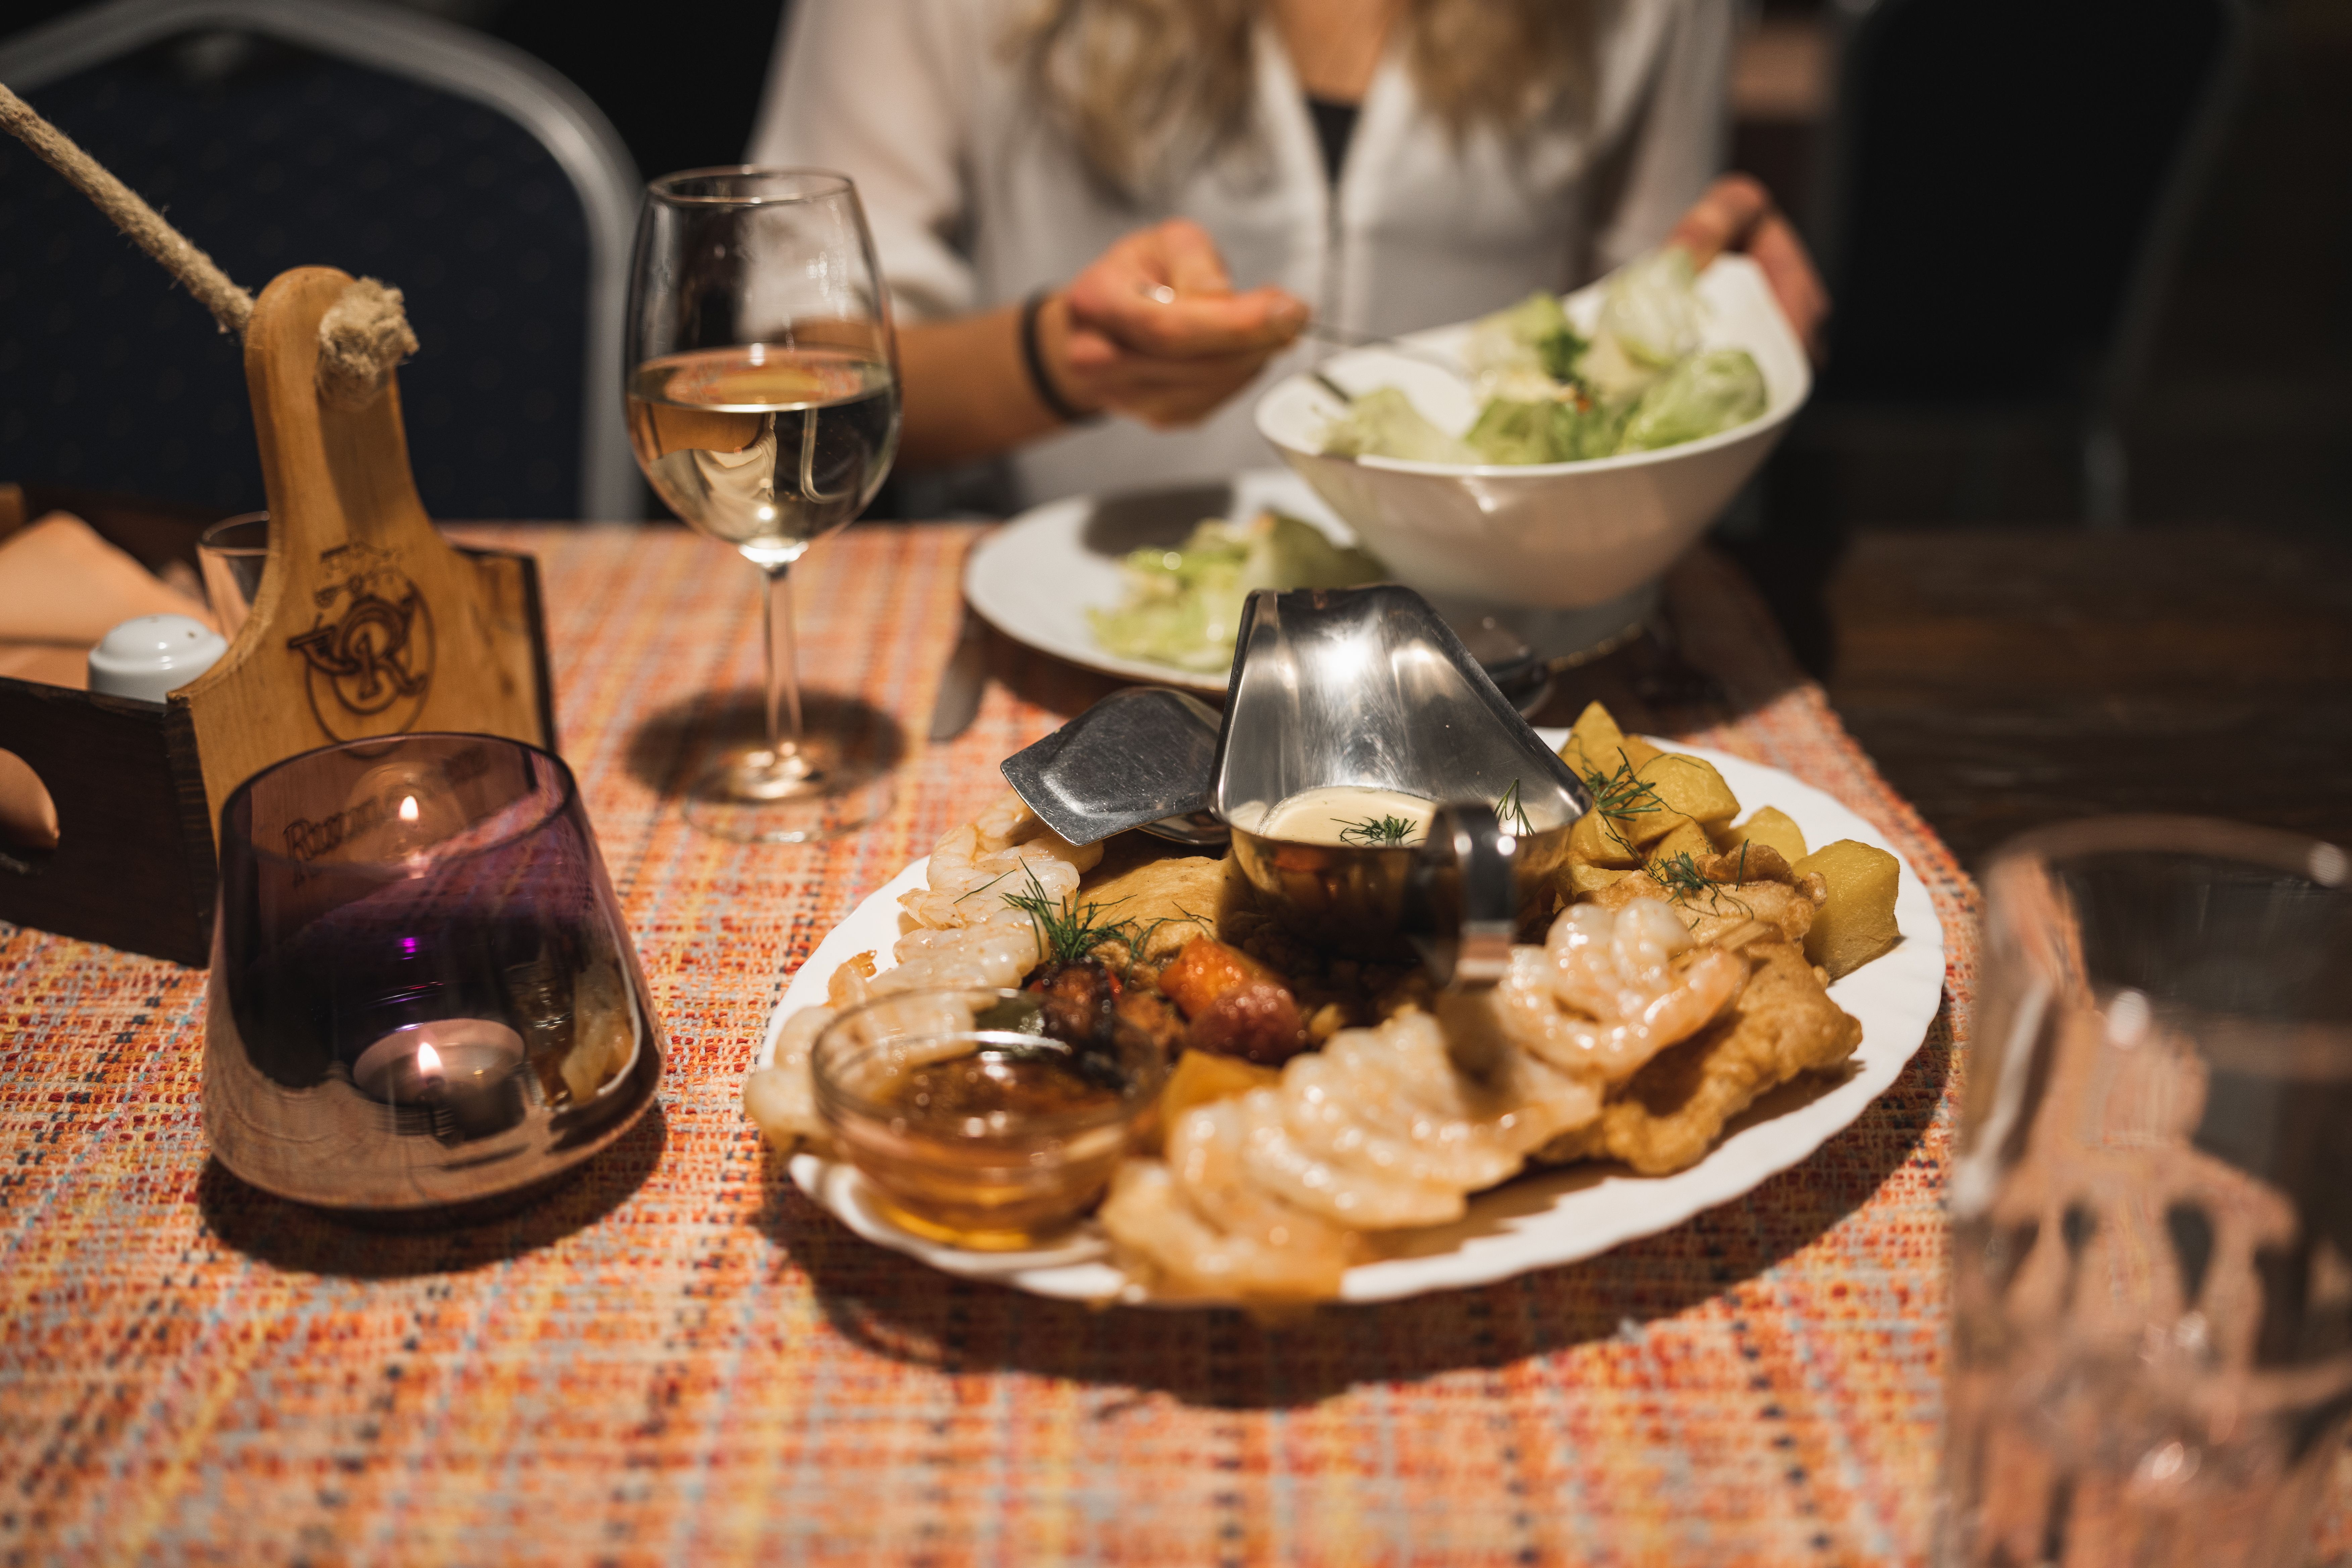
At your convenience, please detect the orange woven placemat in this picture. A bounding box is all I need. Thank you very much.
[2,523,1991,1564]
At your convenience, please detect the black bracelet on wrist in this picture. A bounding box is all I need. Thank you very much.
[1018,287,1090,426]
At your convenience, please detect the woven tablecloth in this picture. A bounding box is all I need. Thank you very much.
[2,522,1984,1565]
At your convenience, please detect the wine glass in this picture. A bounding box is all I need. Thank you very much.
[625,168,901,842]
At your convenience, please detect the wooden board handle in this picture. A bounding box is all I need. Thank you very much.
[174,266,551,841]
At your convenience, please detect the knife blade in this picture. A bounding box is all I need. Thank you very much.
[927,605,989,742]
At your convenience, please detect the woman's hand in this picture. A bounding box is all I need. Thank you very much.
[1666,174,1829,362]
[893,218,1305,469]
[1049,218,1308,428]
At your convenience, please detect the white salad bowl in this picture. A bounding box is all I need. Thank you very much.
[1253,254,1810,652]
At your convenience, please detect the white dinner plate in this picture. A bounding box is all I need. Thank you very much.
[962,468,1359,694]
[757,739,1947,1305]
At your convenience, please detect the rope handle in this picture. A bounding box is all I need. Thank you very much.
[0,82,418,408]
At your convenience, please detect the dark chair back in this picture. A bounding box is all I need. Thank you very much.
[1814,0,2243,417]
[0,0,639,520]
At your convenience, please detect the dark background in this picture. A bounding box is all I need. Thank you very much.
[1,0,2342,535]
[1,0,2346,863]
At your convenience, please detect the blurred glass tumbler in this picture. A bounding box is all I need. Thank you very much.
[1941,818,2352,1567]
[196,511,269,638]
[203,734,663,1212]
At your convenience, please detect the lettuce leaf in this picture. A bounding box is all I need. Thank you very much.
[1319,386,1476,464]
[1616,349,1767,452]
[1089,512,1384,671]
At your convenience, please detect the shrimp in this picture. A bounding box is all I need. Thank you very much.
[1101,1101,1356,1301]
[1102,900,1753,1300]
[743,1004,836,1149]
[1306,1008,1599,1181]
[1450,903,1748,1086]
[899,792,1102,929]
[746,795,1094,1152]
[877,910,1042,993]
[1235,1084,1468,1228]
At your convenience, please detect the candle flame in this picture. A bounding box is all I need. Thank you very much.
[399,794,420,823]
[416,1040,442,1073]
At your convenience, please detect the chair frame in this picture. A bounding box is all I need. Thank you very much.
[0,0,643,521]
[1805,0,2251,528]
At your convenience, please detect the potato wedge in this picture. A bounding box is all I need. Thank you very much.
[1560,700,1661,782]
[1645,817,1714,868]
[1709,805,1807,866]
[1792,839,1902,979]
[1569,807,1644,869]
[1566,861,1635,897]
[1623,808,1694,850]
[1634,752,1742,825]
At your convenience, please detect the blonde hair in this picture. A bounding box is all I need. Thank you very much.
[1016,0,1599,197]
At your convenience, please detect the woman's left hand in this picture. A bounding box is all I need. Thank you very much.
[1667,174,1828,362]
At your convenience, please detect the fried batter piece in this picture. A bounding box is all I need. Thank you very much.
[1588,937,1861,1175]
[1589,844,1827,947]
[1078,832,1268,959]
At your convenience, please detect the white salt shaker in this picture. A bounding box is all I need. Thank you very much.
[87,613,228,703]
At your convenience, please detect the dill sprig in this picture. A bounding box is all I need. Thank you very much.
[1645,844,1753,915]
[1336,814,1420,847]
[1114,913,1194,980]
[1646,850,1713,902]
[1000,865,1134,963]
[951,869,1012,904]
[1580,748,1666,857]
[1496,779,1535,837]
[1580,749,1665,821]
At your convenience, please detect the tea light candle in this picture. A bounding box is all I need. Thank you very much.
[352,1019,528,1142]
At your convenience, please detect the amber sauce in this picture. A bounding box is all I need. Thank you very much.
[884,1049,1117,1129]
[841,1044,1136,1251]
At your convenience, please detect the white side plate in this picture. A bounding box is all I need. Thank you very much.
[963,468,1354,695]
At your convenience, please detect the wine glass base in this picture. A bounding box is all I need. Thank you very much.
[682,743,892,844]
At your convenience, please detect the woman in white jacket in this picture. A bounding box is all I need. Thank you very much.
[748,0,1824,507]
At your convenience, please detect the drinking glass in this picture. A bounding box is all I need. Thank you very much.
[625,167,900,843]
[197,510,269,638]
[1941,817,2352,1567]
[203,733,663,1212]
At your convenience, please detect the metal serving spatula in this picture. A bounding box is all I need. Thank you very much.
[998,686,1222,846]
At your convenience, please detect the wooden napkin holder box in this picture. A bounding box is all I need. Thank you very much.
[0,266,557,967]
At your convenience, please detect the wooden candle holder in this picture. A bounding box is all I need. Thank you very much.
[0,266,555,966]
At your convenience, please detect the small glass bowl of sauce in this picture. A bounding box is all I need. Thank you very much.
[811,987,1168,1251]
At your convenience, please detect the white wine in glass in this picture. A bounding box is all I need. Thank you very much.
[625,170,901,842]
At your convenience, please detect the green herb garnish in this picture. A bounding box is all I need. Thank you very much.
[1646,850,1713,902]
[1336,815,1420,847]
[1580,748,1666,857]
[1115,913,1193,980]
[951,869,1013,904]
[1645,844,1753,915]
[1001,865,1134,963]
[1497,778,1535,837]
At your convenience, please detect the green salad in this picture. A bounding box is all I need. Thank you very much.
[1087,511,1384,673]
[1320,249,1768,467]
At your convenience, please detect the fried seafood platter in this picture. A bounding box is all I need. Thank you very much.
[748,708,1945,1306]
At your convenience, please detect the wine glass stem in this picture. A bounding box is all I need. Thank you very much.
[762,562,804,765]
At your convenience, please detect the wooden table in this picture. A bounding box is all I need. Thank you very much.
[1548,525,2352,871]
[1821,526,2352,867]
